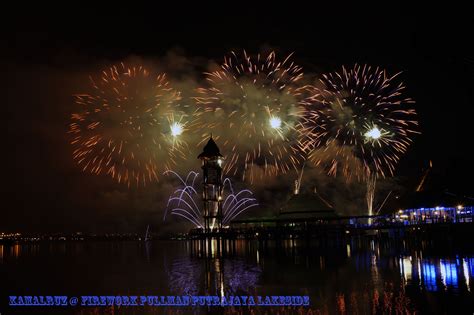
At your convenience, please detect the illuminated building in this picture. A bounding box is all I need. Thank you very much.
[198,136,225,233]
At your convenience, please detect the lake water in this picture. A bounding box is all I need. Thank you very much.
[1,239,473,314]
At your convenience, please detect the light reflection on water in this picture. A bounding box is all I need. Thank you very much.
[399,254,474,292]
[0,240,473,314]
[165,256,261,297]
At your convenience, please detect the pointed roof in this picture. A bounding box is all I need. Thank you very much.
[197,136,224,159]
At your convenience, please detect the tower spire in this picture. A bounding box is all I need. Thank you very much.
[198,136,225,233]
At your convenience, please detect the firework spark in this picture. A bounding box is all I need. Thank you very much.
[164,171,259,228]
[69,63,190,187]
[194,51,308,182]
[170,122,184,137]
[298,64,418,180]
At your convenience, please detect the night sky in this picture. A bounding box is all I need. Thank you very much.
[1,4,473,233]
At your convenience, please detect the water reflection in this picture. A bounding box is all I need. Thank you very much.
[11,243,21,257]
[398,255,474,292]
[166,256,261,296]
[400,256,412,281]
[0,240,473,314]
[440,259,458,288]
[463,258,471,291]
[422,261,438,291]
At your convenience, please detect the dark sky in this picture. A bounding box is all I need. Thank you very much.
[1,4,473,233]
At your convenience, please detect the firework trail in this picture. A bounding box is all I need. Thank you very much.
[194,51,309,182]
[164,171,259,228]
[298,64,418,181]
[366,172,377,221]
[69,63,191,187]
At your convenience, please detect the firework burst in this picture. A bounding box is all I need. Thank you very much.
[298,64,418,180]
[194,51,308,182]
[164,171,259,228]
[69,63,190,187]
